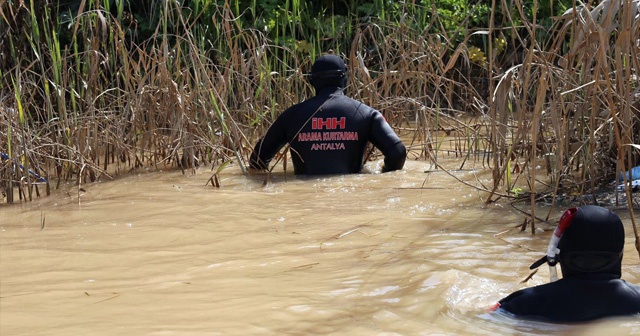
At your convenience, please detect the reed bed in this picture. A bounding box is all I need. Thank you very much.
[1,0,638,222]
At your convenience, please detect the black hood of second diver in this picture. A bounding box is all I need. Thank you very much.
[558,205,625,279]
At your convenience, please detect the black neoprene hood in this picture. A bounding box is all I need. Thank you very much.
[558,205,625,278]
[310,54,347,91]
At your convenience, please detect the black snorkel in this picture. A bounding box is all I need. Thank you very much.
[529,208,578,282]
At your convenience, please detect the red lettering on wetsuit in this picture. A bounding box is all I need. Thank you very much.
[297,132,323,141]
[311,143,346,150]
[298,131,359,142]
[299,118,354,150]
[312,117,346,130]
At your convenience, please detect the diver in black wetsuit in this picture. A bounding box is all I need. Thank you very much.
[495,205,640,322]
[249,54,406,175]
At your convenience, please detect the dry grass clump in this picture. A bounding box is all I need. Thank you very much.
[489,0,639,226]
[0,0,638,220]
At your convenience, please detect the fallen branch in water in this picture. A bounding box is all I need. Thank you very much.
[320,224,379,251]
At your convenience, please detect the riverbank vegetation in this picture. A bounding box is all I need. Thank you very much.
[1,0,638,222]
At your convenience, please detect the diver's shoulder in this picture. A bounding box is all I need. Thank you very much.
[499,281,558,305]
[618,279,640,294]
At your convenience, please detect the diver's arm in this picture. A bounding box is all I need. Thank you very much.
[369,111,406,172]
[249,116,289,171]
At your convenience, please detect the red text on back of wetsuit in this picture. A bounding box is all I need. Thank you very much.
[312,117,346,130]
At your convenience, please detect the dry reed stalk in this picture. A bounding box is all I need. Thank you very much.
[529,68,550,233]
[0,0,637,219]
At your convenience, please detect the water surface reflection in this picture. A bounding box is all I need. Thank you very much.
[1,160,638,335]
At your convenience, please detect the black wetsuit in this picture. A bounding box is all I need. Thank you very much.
[497,277,640,322]
[249,87,406,175]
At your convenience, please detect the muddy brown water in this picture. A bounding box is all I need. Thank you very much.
[1,159,639,335]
